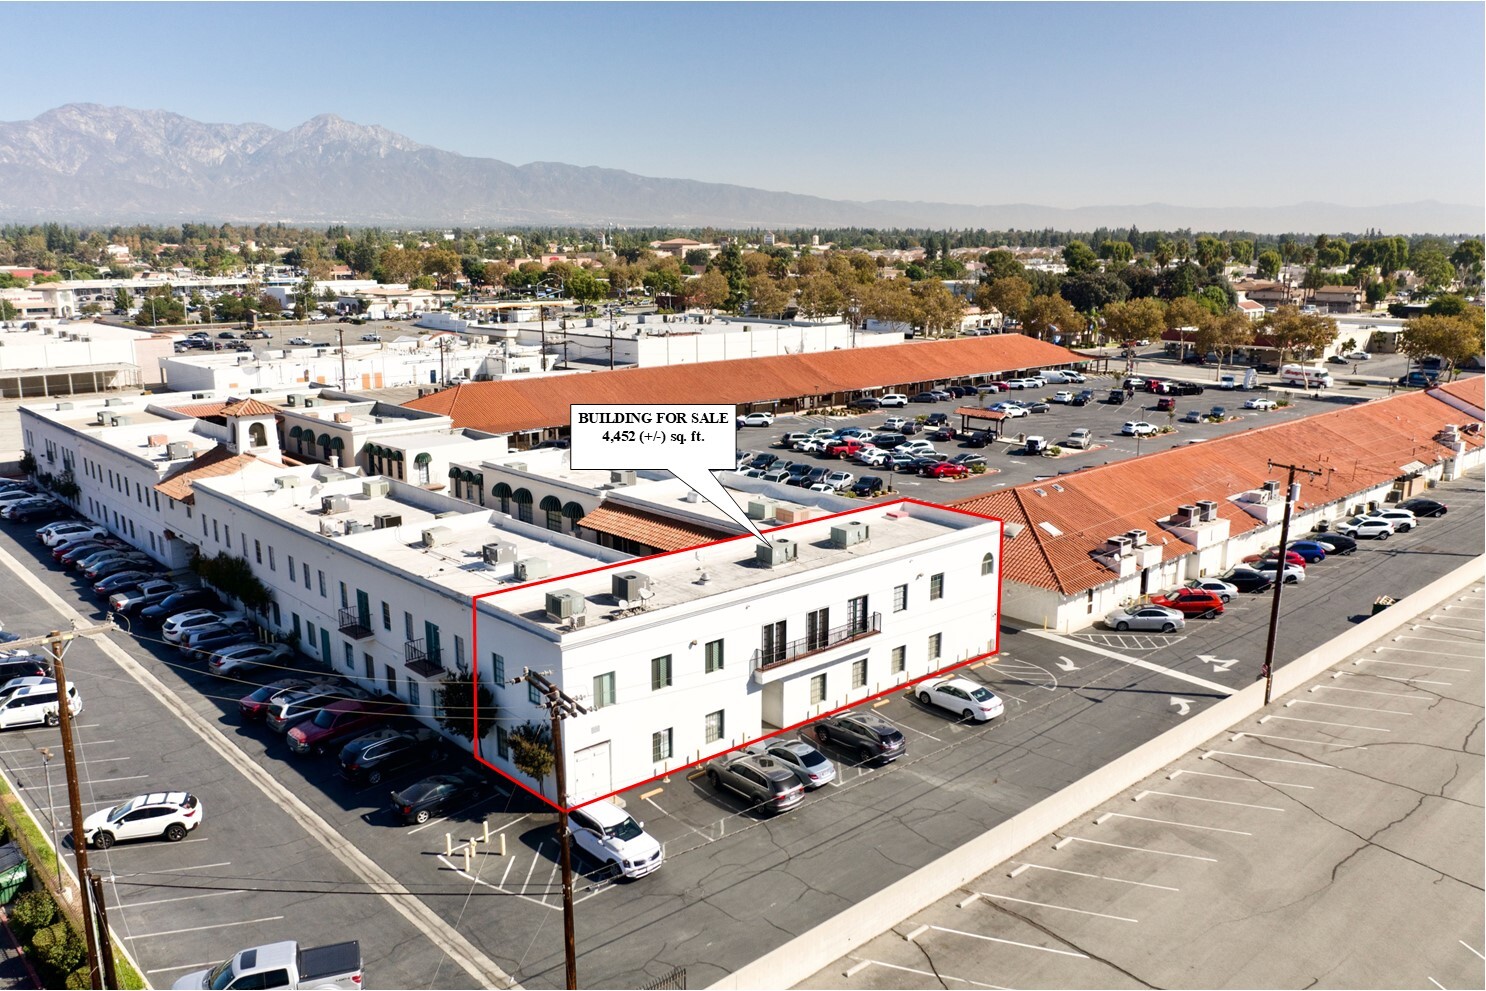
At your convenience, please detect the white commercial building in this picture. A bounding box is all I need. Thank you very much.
[0,320,174,397]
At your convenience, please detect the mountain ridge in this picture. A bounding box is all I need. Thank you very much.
[0,104,1478,234]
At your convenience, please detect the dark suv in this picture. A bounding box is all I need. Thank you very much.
[705,752,804,814]
[339,727,445,785]
[140,588,220,625]
[815,711,907,764]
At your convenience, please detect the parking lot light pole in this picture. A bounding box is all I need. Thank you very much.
[37,748,58,881]
[1260,462,1321,704]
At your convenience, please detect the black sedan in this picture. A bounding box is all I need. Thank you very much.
[390,770,488,824]
[924,412,950,426]
[849,397,883,410]
[340,727,445,786]
[140,588,221,624]
[1397,497,1447,518]
[1311,532,1357,556]
[852,476,885,497]
[1221,567,1275,593]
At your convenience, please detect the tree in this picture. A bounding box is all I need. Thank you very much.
[1256,250,1282,280]
[112,287,133,313]
[979,249,1025,280]
[1262,305,1338,362]
[687,268,730,311]
[796,271,844,319]
[978,275,1031,322]
[1230,239,1255,265]
[747,275,790,318]
[1019,293,1079,342]
[909,279,965,337]
[0,300,15,322]
[1100,297,1166,344]
[1157,261,1204,300]
[1062,240,1098,274]
[1098,240,1135,265]
[1194,236,1228,275]
[1399,310,1485,380]
[566,268,607,312]
[435,670,495,740]
[711,243,750,312]
[1411,248,1455,292]
[509,721,554,793]
[1449,238,1483,285]
[1425,293,1469,317]
[1058,271,1129,313]
[682,248,711,268]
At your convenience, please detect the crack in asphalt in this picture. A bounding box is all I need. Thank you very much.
[981,898,1158,989]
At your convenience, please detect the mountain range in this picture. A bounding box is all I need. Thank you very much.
[0,104,1478,234]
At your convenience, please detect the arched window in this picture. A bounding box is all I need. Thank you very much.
[540,495,563,531]
[414,452,432,485]
[512,488,534,525]
[492,482,512,514]
[317,433,333,458]
[247,423,267,447]
[981,552,995,576]
[562,501,585,533]
[474,475,485,506]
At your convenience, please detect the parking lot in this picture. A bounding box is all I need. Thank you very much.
[0,462,1478,988]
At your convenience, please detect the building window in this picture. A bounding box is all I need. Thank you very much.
[1087,589,1095,614]
[928,632,942,660]
[404,612,414,641]
[268,546,275,572]
[492,653,505,687]
[343,642,354,670]
[496,727,510,759]
[408,680,419,709]
[809,673,827,705]
[303,563,311,589]
[704,710,725,743]
[650,654,672,691]
[852,658,867,689]
[593,672,616,709]
[761,621,787,666]
[318,570,326,597]
[364,653,374,679]
[847,595,869,634]
[929,573,945,600]
[254,539,262,564]
[306,621,316,649]
[652,729,673,763]
[212,520,219,541]
[805,608,829,651]
[704,639,724,673]
[384,665,397,695]
[891,645,906,674]
[981,553,995,576]
[382,602,391,630]
[339,582,348,609]
[529,681,542,706]
[893,584,908,612]
[454,635,466,672]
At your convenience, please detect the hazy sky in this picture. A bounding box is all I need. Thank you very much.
[9,2,1484,209]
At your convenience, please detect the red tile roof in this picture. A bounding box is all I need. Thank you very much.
[154,447,263,504]
[954,389,1483,596]
[405,336,1081,434]
[166,402,230,418]
[577,505,735,552]
[221,398,279,418]
[1436,377,1485,411]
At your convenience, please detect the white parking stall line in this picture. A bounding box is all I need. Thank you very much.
[126,916,284,940]
[1417,623,1482,634]
[1427,977,1446,989]
[927,924,1089,957]
[1203,750,1332,767]
[1363,654,1472,669]
[145,962,226,976]
[644,796,716,845]
[1393,635,1481,648]
[1285,699,1413,714]
[10,756,132,771]
[524,840,549,891]
[1260,715,1389,732]
[1336,670,1452,687]
[0,739,116,754]
[118,861,232,874]
[1010,861,1180,891]
[115,890,239,909]
[1029,630,1233,694]
[1461,940,1485,961]
[1133,790,1284,812]
[1429,613,1484,624]
[976,891,1138,923]
[1095,811,1250,835]
[1232,732,1365,750]
[1312,684,1424,699]
[1169,768,1313,789]
[847,958,1011,988]
[1057,836,1218,862]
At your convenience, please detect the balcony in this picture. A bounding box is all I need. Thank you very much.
[338,607,374,640]
[751,612,881,678]
[404,638,444,678]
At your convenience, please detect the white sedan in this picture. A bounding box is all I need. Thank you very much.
[792,438,827,453]
[738,412,775,427]
[1345,351,1371,361]
[990,402,1028,417]
[287,336,313,345]
[1244,398,1279,410]
[1365,508,1417,532]
[1184,578,1239,602]
[856,449,893,467]
[207,641,293,676]
[1336,515,1396,540]
[1121,421,1157,436]
[917,677,1005,722]
[1050,391,1075,404]
[1254,559,1307,583]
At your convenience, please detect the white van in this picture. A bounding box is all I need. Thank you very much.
[1280,364,1333,389]
[0,677,82,729]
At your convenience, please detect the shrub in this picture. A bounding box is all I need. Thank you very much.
[9,888,55,942]
[65,967,92,990]
[1049,445,1063,456]
[970,463,988,474]
[31,920,84,982]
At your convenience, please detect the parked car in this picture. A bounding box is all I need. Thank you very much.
[1396,497,1447,518]
[569,799,665,880]
[825,439,872,459]
[1065,427,1094,449]
[1242,549,1307,568]
[1284,540,1330,563]
[172,940,361,991]
[1253,559,1307,583]
[359,332,382,342]
[1365,508,1418,532]
[84,554,154,581]
[852,476,886,497]
[1398,371,1438,388]
[91,570,156,598]
[856,449,893,468]
[338,726,445,785]
[848,396,882,411]
[1335,515,1396,540]
[0,677,82,729]
[1345,350,1371,361]
[390,769,489,825]
[1072,390,1093,406]
[1103,605,1184,633]
[287,336,313,345]
[1182,577,1239,602]
[1021,401,1051,414]
[1,497,60,520]
[743,739,836,789]
[1121,421,1157,436]
[239,678,316,721]
[163,609,243,644]
[178,623,255,659]
[1221,567,1275,593]
[815,710,907,764]
[36,522,102,546]
[1244,398,1278,411]
[58,539,121,566]
[705,751,805,813]
[216,331,238,340]
[950,453,987,467]
[1311,532,1357,556]
[1050,391,1075,404]
[0,657,49,686]
[288,698,402,756]
[821,470,854,491]
[109,580,181,614]
[78,791,201,849]
[141,590,221,625]
[737,412,775,427]
[924,412,950,426]
[926,461,970,479]
[990,402,1027,418]
[909,392,938,403]
[917,677,1005,722]
[1155,397,1177,412]
[266,682,368,733]
[1149,588,1226,618]
[1181,409,1204,424]
[879,394,908,407]
[207,641,293,677]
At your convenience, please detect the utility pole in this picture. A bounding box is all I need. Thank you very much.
[1260,462,1321,704]
[336,327,347,392]
[608,306,615,370]
[515,669,588,990]
[87,872,119,990]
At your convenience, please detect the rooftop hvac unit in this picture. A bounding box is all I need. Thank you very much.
[55,402,73,411]
[361,479,390,499]
[1262,480,1280,497]
[335,412,352,423]
[166,441,192,460]
[249,387,266,394]
[1176,504,1198,523]
[421,526,453,547]
[1196,500,1218,522]
[285,395,297,406]
[746,498,777,521]
[303,398,317,408]
[147,433,169,447]
[544,589,586,622]
[830,521,871,548]
[105,398,125,407]
[755,538,798,568]
[108,415,130,427]
[1105,535,1133,555]
[373,512,403,529]
[95,411,108,425]
[321,470,351,482]
[609,469,636,486]
[682,490,700,504]
[275,475,301,489]
[775,506,814,524]
[515,557,550,581]
[505,462,527,473]
[322,495,351,515]
[481,541,516,565]
[611,571,652,602]
[1125,529,1147,546]
[346,522,371,534]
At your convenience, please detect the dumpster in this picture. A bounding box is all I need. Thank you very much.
[0,842,28,904]
[1372,596,1397,616]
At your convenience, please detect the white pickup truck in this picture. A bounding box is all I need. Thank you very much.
[173,940,361,990]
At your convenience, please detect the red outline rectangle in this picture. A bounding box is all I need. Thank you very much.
[470,497,1004,812]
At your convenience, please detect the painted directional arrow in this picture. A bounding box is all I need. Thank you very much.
[1170,697,1193,716]
[1198,654,1240,673]
[1055,655,1080,672]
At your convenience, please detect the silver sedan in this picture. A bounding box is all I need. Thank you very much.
[1103,605,1185,633]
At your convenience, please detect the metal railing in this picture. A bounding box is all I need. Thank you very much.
[337,607,373,639]
[403,638,443,677]
[751,612,881,672]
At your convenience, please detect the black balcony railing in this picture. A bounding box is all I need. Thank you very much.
[338,607,374,639]
[751,612,881,672]
[404,638,444,678]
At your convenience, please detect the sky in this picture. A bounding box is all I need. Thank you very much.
[8,2,1484,210]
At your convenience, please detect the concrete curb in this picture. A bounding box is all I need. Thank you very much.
[710,555,1485,991]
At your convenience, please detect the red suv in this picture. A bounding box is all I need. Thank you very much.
[287,698,403,757]
[1156,397,1177,412]
[1149,588,1225,618]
